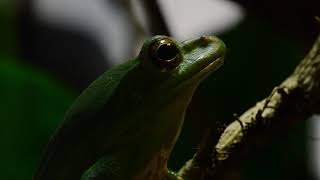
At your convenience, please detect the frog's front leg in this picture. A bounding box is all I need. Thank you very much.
[163,170,183,180]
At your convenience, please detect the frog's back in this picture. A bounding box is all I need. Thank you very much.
[34,60,139,180]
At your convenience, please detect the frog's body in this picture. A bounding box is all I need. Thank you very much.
[34,35,226,180]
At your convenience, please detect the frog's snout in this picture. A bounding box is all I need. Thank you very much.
[181,35,225,58]
[180,35,226,65]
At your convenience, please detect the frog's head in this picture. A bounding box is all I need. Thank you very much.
[138,35,226,93]
[132,35,226,151]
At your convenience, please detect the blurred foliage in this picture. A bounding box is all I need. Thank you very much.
[0,57,75,179]
[1,4,75,179]
[0,5,16,56]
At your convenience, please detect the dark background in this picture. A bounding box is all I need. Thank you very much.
[0,0,319,179]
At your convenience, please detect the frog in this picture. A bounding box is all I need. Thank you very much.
[33,35,226,180]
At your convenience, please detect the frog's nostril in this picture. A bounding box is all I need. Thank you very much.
[156,43,179,61]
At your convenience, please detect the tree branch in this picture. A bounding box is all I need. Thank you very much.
[178,34,320,179]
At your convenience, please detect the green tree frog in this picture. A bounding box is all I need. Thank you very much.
[34,35,226,180]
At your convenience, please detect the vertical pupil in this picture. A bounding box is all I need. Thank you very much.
[156,43,178,61]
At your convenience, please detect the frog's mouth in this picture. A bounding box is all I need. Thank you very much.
[192,56,224,81]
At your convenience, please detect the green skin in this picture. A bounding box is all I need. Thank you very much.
[34,35,226,180]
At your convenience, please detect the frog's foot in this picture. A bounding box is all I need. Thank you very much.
[163,170,183,180]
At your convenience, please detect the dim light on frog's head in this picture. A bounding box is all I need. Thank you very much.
[138,35,226,88]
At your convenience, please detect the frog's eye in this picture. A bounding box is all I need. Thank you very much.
[149,38,181,70]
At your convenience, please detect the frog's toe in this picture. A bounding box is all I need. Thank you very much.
[164,170,183,180]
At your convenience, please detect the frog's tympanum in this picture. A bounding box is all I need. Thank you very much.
[34,35,226,180]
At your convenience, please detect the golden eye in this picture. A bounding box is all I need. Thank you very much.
[149,38,181,70]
